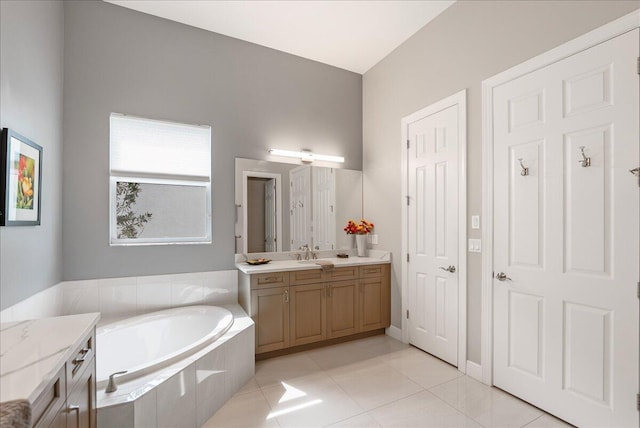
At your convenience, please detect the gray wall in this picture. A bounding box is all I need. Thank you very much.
[62,1,362,280]
[0,0,65,310]
[362,0,639,363]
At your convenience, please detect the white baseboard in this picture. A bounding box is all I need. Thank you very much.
[466,360,483,381]
[385,325,403,341]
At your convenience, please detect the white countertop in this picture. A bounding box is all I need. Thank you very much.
[0,313,100,404]
[236,252,391,274]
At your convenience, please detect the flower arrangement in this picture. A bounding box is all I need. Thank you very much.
[344,219,374,235]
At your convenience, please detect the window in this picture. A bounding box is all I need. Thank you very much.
[109,113,211,245]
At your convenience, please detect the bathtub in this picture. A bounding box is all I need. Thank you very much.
[96,305,233,387]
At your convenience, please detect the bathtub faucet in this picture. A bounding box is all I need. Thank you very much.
[105,371,128,393]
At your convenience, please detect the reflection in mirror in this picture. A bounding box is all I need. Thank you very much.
[235,158,362,254]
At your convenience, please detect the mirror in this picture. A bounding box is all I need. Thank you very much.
[235,158,362,254]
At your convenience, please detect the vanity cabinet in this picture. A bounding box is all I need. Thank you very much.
[251,286,290,353]
[326,279,359,339]
[241,263,390,356]
[32,329,96,428]
[290,283,327,346]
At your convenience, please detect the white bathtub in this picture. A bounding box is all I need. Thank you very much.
[96,305,233,386]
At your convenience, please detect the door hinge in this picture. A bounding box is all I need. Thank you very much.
[637,392,640,411]
[406,195,410,206]
[407,253,410,262]
[637,57,640,75]
[407,139,410,149]
[637,281,640,299]
[406,309,410,319]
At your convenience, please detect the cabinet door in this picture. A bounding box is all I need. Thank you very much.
[359,276,390,332]
[290,284,326,346]
[66,358,96,428]
[326,280,359,339]
[252,287,290,353]
[48,407,67,428]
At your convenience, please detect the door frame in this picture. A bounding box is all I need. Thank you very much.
[242,170,282,253]
[480,10,640,385]
[400,89,468,373]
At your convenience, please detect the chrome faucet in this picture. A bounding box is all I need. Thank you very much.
[299,244,311,260]
[105,370,128,393]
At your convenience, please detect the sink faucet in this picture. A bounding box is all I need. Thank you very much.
[299,244,311,260]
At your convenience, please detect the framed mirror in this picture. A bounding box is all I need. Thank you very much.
[235,158,362,254]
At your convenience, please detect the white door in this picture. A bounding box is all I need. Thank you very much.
[407,96,463,366]
[264,179,276,252]
[290,166,311,250]
[492,29,639,427]
[312,167,336,250]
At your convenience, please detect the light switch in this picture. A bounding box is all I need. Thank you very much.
[468,239,482,253]
[370,234,378,245]
[471,215,480,229]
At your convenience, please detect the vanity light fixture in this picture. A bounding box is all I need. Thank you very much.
[268,148,345,164]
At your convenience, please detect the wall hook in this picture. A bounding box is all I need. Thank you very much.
[578,146,591,167]
[518,158,529,176]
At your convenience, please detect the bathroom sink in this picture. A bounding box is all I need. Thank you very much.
[297,258,346,265]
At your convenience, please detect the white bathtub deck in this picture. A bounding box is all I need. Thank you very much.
[97,304,254,428]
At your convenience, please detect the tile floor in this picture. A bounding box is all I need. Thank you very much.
[202,335,573,428]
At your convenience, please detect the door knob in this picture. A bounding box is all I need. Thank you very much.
[495,272,512,281]
[439,265,456,273]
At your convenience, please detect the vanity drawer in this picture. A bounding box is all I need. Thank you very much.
[329,266,358,281]
[32,365,66,428]
[67,330,95,388]
[290,269,326,285]
[251,271,289,290]
[360,264,388,279]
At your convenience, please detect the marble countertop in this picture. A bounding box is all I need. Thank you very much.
[236,251,391,274]
[0,313,100,404]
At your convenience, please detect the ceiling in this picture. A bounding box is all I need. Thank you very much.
[105,1,455,74]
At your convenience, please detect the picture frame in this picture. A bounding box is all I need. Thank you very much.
[1,128,43,226]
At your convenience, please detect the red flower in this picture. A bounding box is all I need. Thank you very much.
[344,219,374,235]
[18,155,27,181]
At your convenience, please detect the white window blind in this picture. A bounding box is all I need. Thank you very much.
[110,114,211,180]
[109,113,212,245]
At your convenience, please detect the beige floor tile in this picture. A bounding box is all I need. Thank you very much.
[305,340,381,371]
[204,335,567,428]
[235,377,260,396]
[330,361,424,410]
[261,372,364,428]
[326,413,382,427]
[202,389,279,428]
[429,376,542,428]
[383,347,463,389]
[369,390,482,428]
[524,414,575,428]
[255,353,323,388]
[305,335,408,372]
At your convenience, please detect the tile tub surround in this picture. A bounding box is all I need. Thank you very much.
[0,313,100,404]
[0,270,238,324]
[97,304,254,428]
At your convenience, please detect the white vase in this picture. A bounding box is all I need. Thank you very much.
[355,234,368,257]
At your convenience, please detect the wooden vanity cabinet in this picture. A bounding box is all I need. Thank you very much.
[33,329,96,428]
[241,263,390,356]
[326,279,359,339]
[251,286,291,353]
[290,283,327,346]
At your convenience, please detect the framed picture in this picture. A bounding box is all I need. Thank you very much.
[1,128,43,226]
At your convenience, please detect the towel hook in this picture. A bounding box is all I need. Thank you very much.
[518,158,529,176]
[578,146,591,167]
